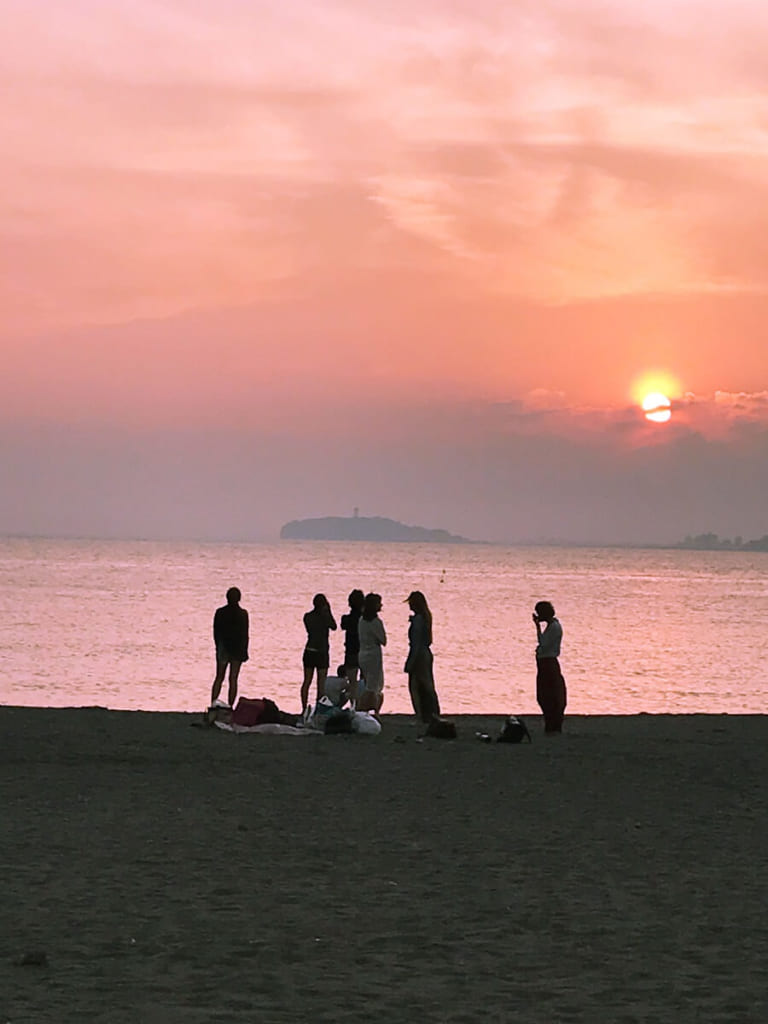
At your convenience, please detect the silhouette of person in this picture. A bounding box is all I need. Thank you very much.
[404,590,441,724]
[357,592,386,713]
[323,665,352,709]
[533,600,567,733]
[340,589,364,705]
[301,593,337,713]
[210,587,249,708]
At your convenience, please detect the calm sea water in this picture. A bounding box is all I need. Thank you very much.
[1,537,766,715]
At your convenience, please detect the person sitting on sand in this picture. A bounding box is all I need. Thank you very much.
[357,593,386,713]
[340,589,364,705]
[301,593,337,714]
[323,666,352,709]
[532,600,567,733]
[404,590,441,724]
[210,587,249,709]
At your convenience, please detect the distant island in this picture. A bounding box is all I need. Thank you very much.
[674,532,768,552]
[280,514,473,544]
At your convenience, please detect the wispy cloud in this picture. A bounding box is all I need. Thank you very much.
[3,0,768,332]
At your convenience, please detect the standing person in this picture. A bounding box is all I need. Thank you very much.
[301,593,337,714]
[404,590,441,724]
[340,589,365,706]
[210,587,249,709]
[533,600,567,733]
[357,593,386,713]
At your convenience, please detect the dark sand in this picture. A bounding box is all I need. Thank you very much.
[2,708,767,1023]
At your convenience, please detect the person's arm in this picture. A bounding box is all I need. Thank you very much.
[324,605,337,631]
[213,608,222,645]
[536,620,558,658]
[532,612,543,640]
[376,618,387,647]
[243,610,249,657]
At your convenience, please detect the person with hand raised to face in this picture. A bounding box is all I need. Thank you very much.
[532,600,567,734]
[301,593,337,714]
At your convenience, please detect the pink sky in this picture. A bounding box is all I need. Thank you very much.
[1,0,767,542]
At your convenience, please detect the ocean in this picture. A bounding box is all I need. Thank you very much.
[1,536,766,715]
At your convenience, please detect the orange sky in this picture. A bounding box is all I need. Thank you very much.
[1,0,767,541]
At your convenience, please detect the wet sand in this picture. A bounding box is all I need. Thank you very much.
[2,708,767,1023]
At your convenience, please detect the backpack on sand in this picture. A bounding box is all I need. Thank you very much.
[324,710,354,735]
[497,715,532,744]
[424,718,457,739]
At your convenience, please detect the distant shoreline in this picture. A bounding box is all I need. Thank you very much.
[0,531,766,552]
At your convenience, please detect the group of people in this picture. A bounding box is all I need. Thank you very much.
[210,588,566,733]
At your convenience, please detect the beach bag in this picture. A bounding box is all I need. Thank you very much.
[324,710,354,735]
[351,711,382,736]
[311,695,343,727]
[424,718,457,739]
[231,698,267,727]
[231,697,280,727]
[497,715,532,744]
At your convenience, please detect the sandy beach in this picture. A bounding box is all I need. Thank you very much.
[2,708,767,1023]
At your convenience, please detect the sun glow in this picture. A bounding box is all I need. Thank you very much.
[632,371,679,423]
[642,391,672,423]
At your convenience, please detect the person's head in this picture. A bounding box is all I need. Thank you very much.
[362,592,382,621]
[534,600,555,622]
[312,593,329,611]
[406,590,429,616]
[336,664,347,678]
[406,590,432,643]
[347,589,364,612]
[226,587,241,605]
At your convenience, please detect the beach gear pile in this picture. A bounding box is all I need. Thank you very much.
[307,696,382,736]
[207,695,381,736]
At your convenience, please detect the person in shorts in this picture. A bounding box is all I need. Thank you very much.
[210,587,249,709]
[301,593,337,714]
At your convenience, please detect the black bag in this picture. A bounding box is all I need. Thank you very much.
[424,718,457,739]
[497,715,532,744]
[324,711,354,735]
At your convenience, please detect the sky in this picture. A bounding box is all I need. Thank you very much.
[1,0,767,544]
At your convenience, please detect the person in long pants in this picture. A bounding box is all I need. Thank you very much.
[533,600,567,733]
[404,590,441,724]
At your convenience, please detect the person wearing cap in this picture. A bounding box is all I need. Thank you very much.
[404,590,441,724]
[210,587,249,709]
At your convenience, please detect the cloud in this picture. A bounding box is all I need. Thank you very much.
[3,0,768,331]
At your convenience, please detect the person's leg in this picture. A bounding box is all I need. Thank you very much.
[415,652,439,723]
[358,688,377,712]
[301,666,314,714]
[375,689,384,713]
[211,659,228,705]
[227,661,242,708]
[408,673,422,721]
[345,665,359,709]
[424,654,440,720]
[537,659,563,732]
[316,667,328,704]
[551,668,567,732]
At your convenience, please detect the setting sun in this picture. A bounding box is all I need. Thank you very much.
[642,392,672,423]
